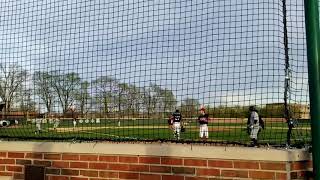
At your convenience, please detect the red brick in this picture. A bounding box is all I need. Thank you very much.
[140,174,161,180]
[119,172,139,179]
[297,171,308,178]
[291,171,298,179]
[150,166,171,173]
[62,154,79,160]
[70,162,88,169]
[276,172,287,179]
[6,165,23,172]
[233,161,259,169]
[25,153,43,159]
[221,170,248,178]
[99,171,118,178]
[119,156,138,163]
[89,162,108,170]
[34,160,51,167]
[61,169,79,176]
[172,167,195,175]
[161,157,183,165]
[109,163,130,171]
[0,159,15,164]
[46,168,61,175]
[99,155,118,162]
[80,155,98,161]
[0,171,13,176]
[185,177,208,180]
[209,178,233,180]
[308,161,313,169]
[52,161,69,168]
[80,170,98,177]
[0,165,5,171]
[260,162,286,170]
[48,175,69,180]
[13,173,24,179]
[128,164,149,172]
[196,168,220,176]
[70,177,88,180]
[139,157,160,164]
[8,152,24,158]
[0,152,7,157]
[184,159,207,167]
[291,161,308,171]
[44,153,61,160]
[16,159,32,165]
[249,171,275,179]
[208,160,232,168]
[162,175,184,180]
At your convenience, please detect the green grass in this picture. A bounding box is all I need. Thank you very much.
[0,119,311,146]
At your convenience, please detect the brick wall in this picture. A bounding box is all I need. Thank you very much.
[0,151,313,180]
[0,142,313,180]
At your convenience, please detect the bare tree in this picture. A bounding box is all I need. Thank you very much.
[18,88,36,117]
[180,98,200,118]
[33,71,55,113]
[0,63,27,112]
[51,71,81,114]
[92,76,118,116]
[74,81,91,116]
[139,84,176,118]
[126,84,143,115]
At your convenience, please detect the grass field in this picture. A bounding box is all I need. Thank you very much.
[0,118,311,146]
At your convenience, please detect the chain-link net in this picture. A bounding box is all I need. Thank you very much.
[0,0,310,147]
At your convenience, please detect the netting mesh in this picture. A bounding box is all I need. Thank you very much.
[0,0,310,146]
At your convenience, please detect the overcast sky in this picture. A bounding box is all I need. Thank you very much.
[0,0,309,107]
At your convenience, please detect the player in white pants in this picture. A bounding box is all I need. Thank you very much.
[248,106,260,147]
[169,110,183,140]
[73,119,77,128]
[35,118,42,134]
[53,119,60,130]
[198,106,209,141]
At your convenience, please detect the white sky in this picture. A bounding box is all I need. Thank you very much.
[0,0,309,108]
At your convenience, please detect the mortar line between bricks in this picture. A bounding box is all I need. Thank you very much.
[286,161,291,180]
[218,167,288,172]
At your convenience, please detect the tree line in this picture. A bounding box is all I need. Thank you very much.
[0,64,179,117]
[0,64,305,119]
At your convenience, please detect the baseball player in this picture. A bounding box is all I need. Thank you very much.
[35,118,42,134]
[53,118,60,130]
[198,106,209,141]
[248,106,260,147]
[73,119,77,128]
[69,104,78,128]
[170,109,183,140]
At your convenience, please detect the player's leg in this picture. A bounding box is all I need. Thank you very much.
[250,125,259,147]
[36,123,41,134]
[35,123,38,134]
[173,122,181,140]
[176,122,181,140]
[204,124,209,140]
[199,125,203,139]
[173,123,178,138]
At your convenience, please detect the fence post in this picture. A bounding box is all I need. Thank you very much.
[304,0,320,178]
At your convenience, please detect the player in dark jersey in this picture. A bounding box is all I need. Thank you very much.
[169,109,182,140]
[198,106,209,141]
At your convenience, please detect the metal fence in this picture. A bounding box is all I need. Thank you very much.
[0,0,310,147]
